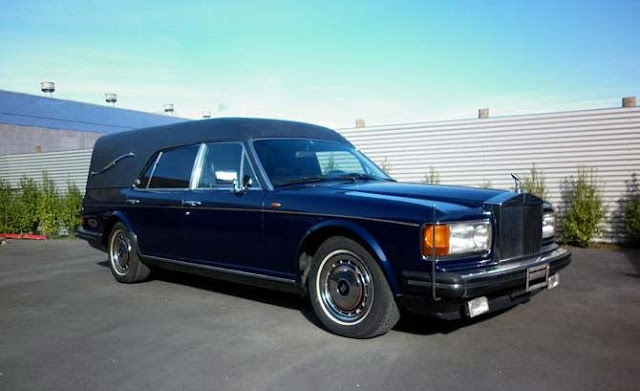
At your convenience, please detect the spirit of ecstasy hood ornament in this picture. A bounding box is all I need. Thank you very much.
[511,172,521,193]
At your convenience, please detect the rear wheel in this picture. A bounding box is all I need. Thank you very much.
[309,236,400,338]
[108,222,150,283]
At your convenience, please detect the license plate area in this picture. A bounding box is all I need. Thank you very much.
[526,264,549,292]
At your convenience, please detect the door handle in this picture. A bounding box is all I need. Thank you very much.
[183,200,201,207]
[126,199,140,205]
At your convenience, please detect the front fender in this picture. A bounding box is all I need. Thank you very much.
[299,219,400,294]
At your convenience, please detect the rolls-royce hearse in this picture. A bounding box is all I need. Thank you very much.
[78,118,571,338]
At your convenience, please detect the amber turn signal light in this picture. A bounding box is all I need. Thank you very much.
[422,224,450,257]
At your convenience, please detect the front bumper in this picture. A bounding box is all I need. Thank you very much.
[396,246,572,319]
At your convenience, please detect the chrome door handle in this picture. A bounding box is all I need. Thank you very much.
[126,199,140,205]
[183,200,201,207]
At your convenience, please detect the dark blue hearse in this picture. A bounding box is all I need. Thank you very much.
[78,118,571,338]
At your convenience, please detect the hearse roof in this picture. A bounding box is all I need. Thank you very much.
[86,117,350,189]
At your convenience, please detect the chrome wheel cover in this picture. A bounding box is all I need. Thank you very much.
[109,229,132,276]
[316,250,374,326]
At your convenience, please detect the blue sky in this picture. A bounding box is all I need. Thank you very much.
[1,0,638,127]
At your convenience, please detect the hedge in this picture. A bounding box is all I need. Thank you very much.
[0,173,83,238]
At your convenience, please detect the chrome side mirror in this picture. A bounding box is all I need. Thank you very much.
[232,175,252,194]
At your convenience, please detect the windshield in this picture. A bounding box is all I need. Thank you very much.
[253,139,392,186]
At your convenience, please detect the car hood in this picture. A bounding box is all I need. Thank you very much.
[324,181,507,208]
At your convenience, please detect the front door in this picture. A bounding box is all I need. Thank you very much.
[181,143,278,277]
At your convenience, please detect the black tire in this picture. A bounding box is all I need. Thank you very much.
[107,222,151,283]
[308,236,400,338]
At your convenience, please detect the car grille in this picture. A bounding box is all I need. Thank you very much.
[486,193,543,261]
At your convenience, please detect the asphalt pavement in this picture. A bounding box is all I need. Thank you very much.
[0,240,638,391]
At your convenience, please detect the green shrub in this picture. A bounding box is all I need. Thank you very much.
[422,166,441,184]
[523,163,547,200]
[36,173,63,237]
[0,179,17,233]
[0,173,83,237]
[16,176,40,233]
[61,183,83,233]
[624,173,640,246]
[561,167,606,247]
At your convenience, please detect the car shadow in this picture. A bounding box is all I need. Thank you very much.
[95,260,513,336]
[95,259,324,328]
[97,260,109,268]
[393,307,513,335]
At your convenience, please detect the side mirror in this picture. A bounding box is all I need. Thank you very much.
[232,175,252,194]
[242,174,253,188]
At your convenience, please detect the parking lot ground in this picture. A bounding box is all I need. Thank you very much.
[1,240,639,391]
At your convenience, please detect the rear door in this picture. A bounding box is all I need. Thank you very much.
[125,144,199,259]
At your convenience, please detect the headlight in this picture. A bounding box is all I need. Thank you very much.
[422,220,491,257]
[542,212,556,238]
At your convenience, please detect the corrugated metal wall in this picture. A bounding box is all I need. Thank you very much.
[0,149,93,193]
[2,106,638,241]
[338,107,640,242]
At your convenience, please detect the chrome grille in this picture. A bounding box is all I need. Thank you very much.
[486,193,543,261]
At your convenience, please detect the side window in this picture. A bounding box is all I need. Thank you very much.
[148,145,199,189]
[197,143,258,188]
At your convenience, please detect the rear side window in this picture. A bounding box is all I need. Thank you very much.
[146,145,199,189]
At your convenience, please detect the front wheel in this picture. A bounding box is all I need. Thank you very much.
[309,237,400,338]
[108,222,151,283]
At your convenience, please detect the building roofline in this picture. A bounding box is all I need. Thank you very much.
[0,88,187,119]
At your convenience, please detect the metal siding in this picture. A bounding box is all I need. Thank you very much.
[0,149,93,193]
[339,107,640,242]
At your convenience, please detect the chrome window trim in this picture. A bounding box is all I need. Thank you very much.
[143,151,163,189]
[247,138,274,191]
[91,152,135,177]
[189,143,207,190]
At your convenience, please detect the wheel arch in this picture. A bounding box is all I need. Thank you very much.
[101,211,139,247]
[296,219,400,295]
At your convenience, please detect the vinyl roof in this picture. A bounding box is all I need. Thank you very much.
[0,89,187,133]
[87,117,348,189]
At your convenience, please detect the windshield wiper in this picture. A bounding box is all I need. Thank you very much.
[277,173,395,186]
[337,173,395,182]
[277,176,329,186]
